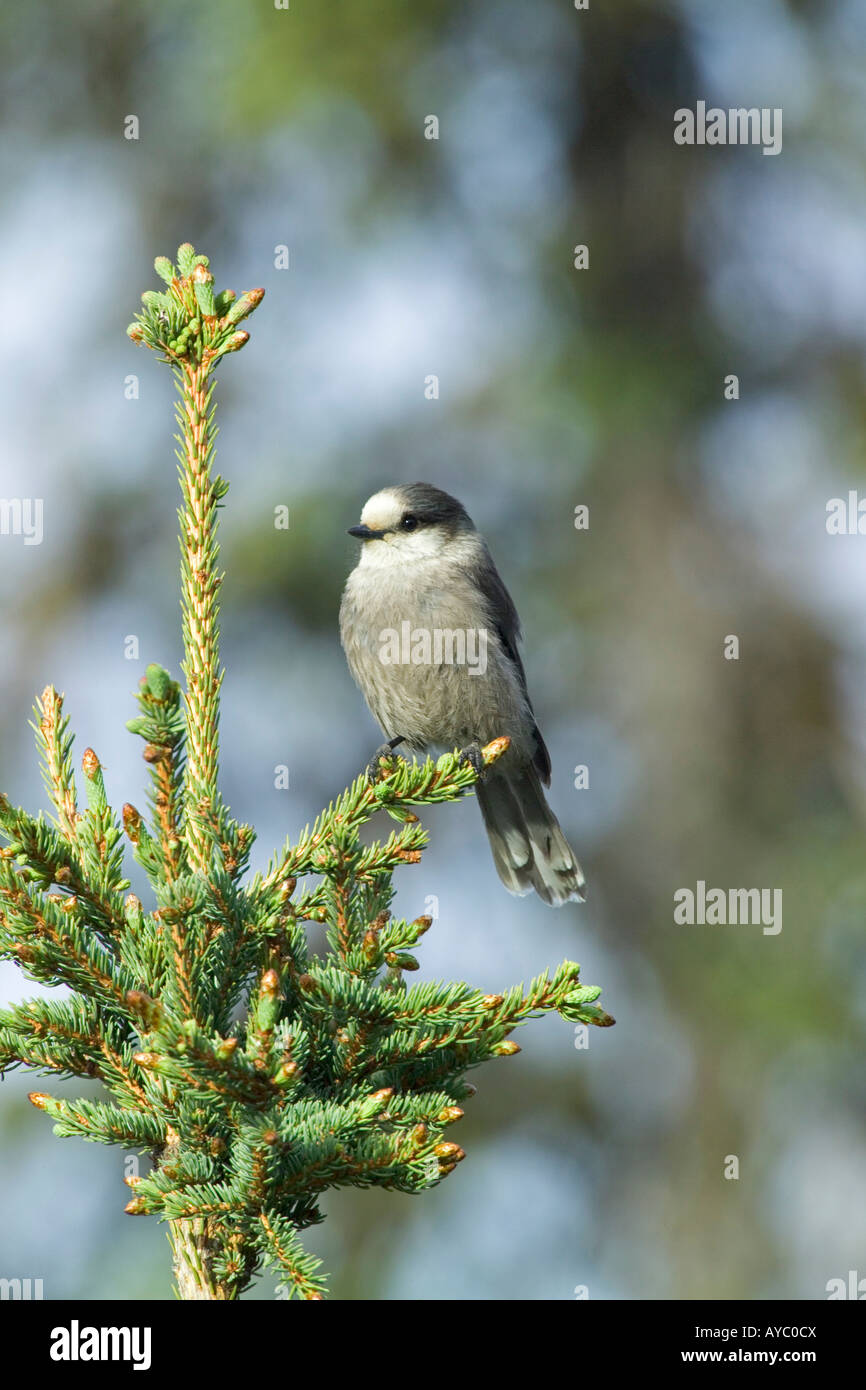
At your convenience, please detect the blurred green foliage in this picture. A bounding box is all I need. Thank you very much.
[0,0,864,1300]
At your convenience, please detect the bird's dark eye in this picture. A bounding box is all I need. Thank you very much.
[400,514,419,532]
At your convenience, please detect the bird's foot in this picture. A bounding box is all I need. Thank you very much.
[365,736,406,784]
[457,741,485,778]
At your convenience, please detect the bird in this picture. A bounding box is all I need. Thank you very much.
[339,482,585,906]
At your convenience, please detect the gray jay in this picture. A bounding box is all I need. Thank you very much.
[339,482,585,907]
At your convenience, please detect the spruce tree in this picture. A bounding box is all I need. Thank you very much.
[0,246,613,1300]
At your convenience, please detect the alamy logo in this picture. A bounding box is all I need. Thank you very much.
[674,102,782,156]
[378,622,488,676]
[826,492,866,534]
[674,881,782,935]
[0,497,43,545]
[50,1320,152,1371]
[0,1276,43,1299]
[826,1271,866,1299]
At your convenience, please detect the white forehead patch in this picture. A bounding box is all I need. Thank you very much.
[359,488,405,533]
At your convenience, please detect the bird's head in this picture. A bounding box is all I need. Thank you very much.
[348,483,475,565]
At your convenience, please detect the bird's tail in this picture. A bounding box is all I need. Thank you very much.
[476,762,586,907]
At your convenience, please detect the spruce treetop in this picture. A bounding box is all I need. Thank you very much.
[0,245,613,1300]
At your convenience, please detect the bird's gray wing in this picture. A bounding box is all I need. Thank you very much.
[468,542,552,786]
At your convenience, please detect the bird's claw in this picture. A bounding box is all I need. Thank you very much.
[365,737,406,784]
[457,742,485,778]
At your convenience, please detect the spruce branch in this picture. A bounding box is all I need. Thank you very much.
[33,686,79,845]
[0,243,613,1302]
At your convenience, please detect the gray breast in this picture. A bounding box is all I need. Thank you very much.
[340,561,534,756]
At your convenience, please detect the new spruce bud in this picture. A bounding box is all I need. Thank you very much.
[224,288,265,326]
[434,1143,465,1162]
[122,804,142,843]
[192,263,217,317]
[81,748,100,779]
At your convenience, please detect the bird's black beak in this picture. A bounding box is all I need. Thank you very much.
[348,524,384,540]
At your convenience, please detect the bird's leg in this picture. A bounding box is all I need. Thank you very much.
[457,741,485,778]
[365,735,406,784]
